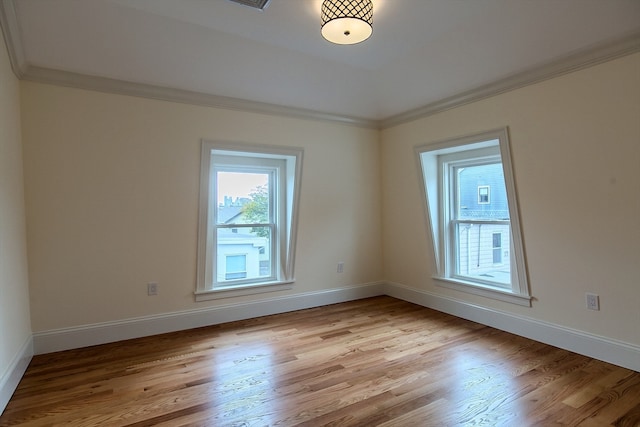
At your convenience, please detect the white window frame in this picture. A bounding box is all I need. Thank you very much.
[195,141,303,301]
[213,157,279,286]
[415,128,531,306]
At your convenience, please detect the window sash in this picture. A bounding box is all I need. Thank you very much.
[211,164,279,288]
[450,220,511,288]
[446,156,512,290]
[213,165,275,224]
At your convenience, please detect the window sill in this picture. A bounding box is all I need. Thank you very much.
[194,280,294,301]
[433,276,532,307]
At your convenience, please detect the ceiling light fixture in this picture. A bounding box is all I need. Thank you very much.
[321,0,373,45]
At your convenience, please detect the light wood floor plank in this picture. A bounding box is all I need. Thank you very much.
[1,296,638,426]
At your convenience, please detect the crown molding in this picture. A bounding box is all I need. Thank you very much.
[380,31,640,129]
[0,0,25,78]
[20,65,378,128]
[0,1,376,129]
[1,0,638,130]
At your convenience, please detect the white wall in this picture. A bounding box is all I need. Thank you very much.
[381,53,640,346]
[20,82,382,333]
[11,41,640,372]
[0,29,32,410]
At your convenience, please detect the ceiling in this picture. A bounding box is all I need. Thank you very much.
[2,0,640,125]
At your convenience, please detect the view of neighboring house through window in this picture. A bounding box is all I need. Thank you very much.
[216,168,275,284]
[196,141,303,301]
[455,161,509,286]
[415,128,531,306]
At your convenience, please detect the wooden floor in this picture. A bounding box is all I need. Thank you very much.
[1,297,639,426]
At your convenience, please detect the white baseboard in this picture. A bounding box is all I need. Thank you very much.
[0,336,33,414]
[9,280,640,415]
[29,280,640,371]
[33,282,385,354]
[384,281,640,372]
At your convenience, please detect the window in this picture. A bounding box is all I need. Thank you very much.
[415,128,530,306]
[492,233,502,264]
[225,254,247,280]
[478,186,490,204]
[196,141,303,301]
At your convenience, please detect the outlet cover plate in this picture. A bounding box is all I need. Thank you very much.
[586,293,599,310]
[148,282,158,296]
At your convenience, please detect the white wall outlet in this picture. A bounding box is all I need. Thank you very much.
[337,262,344,273]
[147,282,158,296]
[586,293,599,311]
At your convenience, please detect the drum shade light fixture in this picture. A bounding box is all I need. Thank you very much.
[321,0,373,45]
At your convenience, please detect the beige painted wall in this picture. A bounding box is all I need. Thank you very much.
[21,82,382,332]
[0,31,31,379]
[381,53,640,345]
[14,47,640,350]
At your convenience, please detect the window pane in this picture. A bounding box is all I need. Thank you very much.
[455,222,510,287]
[216,172,269,224]
[217,226,272,283]
[457,164,509,220]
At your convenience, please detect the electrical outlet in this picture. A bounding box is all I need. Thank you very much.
[586,293,599,311]
[147,282,158,296]
[337,262,344,273]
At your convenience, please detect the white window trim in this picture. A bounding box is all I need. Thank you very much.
[415,128,531,306]
[195,140,303,301]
